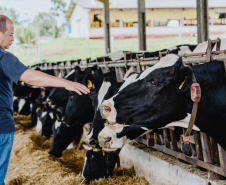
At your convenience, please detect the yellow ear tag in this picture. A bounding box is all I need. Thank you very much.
[102,149,105,156]
[39,106,41,110]
[87,79,92,89]
[179,76,187,89]
[91,70,94,74]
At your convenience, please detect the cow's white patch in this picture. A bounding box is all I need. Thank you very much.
[83,144,93,150]
[64,69,75,79]
[141,127,149,131]
[46,98,51,105]
[82,157,87,178]
[36,118,42,133]
[123,66,135,80]
[97,82,111,110]
[85,128,93,142]
[41,111,47,118]
[178,46,192,55]
[18,99,26,113]
[31,85,39,88]
[67,142,76,149]
[101,98,117,123]
[118,73,139,92]
[98,125,128,151]
[55,120,62,129]
[58,72,63,78]
[136,54,179,81]
[192,41,207,53]
[81,123,91,142]
[164,114,200,131]
[49,112,54,119]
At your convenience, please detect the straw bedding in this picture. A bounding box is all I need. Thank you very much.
[5,114,149,185]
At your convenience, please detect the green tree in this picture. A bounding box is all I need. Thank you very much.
[0,6,20,24]
[14,25,36,44]
[50,0,67,16]
[33,12,57,38]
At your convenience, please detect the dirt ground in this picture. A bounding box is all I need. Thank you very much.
[5,115,149,185]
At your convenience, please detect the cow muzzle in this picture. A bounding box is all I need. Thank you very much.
[99,101,117,124]
[98,136,112,149]
[99,105,111,119]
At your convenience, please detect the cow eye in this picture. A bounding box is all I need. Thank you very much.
[146,80,159,87]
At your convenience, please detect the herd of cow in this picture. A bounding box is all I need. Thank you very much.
[12,39,226,182]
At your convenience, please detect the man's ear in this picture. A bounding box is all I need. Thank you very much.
[174,66,192,93]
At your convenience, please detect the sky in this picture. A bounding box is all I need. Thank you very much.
[0,0,71,26]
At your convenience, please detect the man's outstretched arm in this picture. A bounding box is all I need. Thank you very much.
[19,69,90,95]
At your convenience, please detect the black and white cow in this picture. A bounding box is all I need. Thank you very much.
[82,76,122,181]
[49,70,115,157]
[100,54,226,150]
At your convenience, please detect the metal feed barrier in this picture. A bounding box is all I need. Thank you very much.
[32,38,226,179]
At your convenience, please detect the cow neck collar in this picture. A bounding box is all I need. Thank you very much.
[183,66,201,138]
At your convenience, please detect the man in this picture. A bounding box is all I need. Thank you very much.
[0,15,90,185]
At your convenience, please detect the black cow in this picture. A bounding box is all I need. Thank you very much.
[49,106,83,157]
[100,54,226,150]
[47,65,102,109]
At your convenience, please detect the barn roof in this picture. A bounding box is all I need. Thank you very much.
[66,0,226,18]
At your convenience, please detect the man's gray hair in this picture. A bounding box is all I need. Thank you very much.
[0,14,12,33]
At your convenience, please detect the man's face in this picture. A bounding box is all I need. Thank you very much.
[0,21,14,50]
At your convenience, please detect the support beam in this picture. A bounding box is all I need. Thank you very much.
[98,0,111,53]
[196,0,209,43]
[137,0,146,51]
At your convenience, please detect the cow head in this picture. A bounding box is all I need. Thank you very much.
[85,76,121,149]
[49,119,83,157]
[82,149,118,181]
[100,54,192,131]
[62,74,95,127]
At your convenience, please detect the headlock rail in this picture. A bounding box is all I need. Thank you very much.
[31,38,226,179]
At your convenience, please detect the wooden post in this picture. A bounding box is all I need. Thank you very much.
[98,0,111,53]
[169,129,178,151]
[137,0,146,51]
[163,129,170,148]
[193,131,203,160]
[218,144,226,169]
[196,0,209,43]
[200,132,212,163]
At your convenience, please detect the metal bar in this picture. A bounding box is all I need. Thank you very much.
[103,0,111,53]
[196,0,209,43]
[137,0,146,51]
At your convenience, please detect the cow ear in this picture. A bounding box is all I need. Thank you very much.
[84,74,94,89]
[175,66,192,93]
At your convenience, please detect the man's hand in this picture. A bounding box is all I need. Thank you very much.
[20,69,90,95]
[65,81,90,95]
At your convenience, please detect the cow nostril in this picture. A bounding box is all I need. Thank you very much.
[99,106,111,119]
[105,137,111,144]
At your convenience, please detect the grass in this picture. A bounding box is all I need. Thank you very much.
[8,33,224,66]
